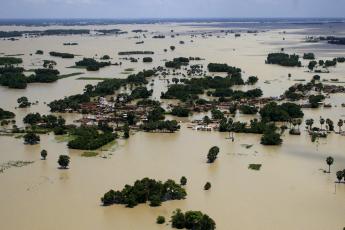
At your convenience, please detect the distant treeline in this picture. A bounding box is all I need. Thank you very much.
[49,51,75,58]
[0,29,128,38]
[118,51,154,55]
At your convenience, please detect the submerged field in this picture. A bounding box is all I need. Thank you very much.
[0,21,345,230]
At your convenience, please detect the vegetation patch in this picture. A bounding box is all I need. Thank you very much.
[101,178,186,207]
[81,151,99,157]
[248,164,262,170]
[0,161,34,173]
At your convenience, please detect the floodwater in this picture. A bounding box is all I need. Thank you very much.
[0,22,345,230]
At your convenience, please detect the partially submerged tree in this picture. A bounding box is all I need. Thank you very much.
[207,146,219,163]
[326,156,334,173]
[23,132,40,145]
[41,149,47,160]
[58,155,70,169]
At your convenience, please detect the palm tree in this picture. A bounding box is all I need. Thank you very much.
[336,171,343,183]
[305,119,314,130]
[326,156,334,173]
[292,119,297,130]
[337,119,343,133]
[320,117,325,130]
[297,119,302,131]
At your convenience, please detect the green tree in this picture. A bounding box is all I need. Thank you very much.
[41,149,47,160]
[23,132,40,145]
[156,216,165,224]
[207,146,219,163]
[180,176,187,186]
[338,119,343,133]
[320,117,325,130]
[171,209,185,229]
[203,116,211,125]
[58,155,70,169]
[336,171,343,183]
[305,119,314,130]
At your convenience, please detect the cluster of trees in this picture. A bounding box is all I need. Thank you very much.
[27,68,60,83]
[239,104,258,114]
[0,66,60,89]
[130,87,152,99]
[0,108,15,120]
[161,74,261,101]
[141,120,180,133]
[75,58,111,71]
[143,57,153,63]
[161,84,203,101]
[261,128,282,145]
[308,95,325,108]
[303,53,315,60]
[0,57,23,65]
[49,70,156,112]
[23,113,65,127]
[17,96,31,108]
[23,132,40,145]
[171,106,190,117]
[211,88,263,99]
[259,102,304,122]
[67,126,116,150]
[170,209,216,230]
[0,65,26,89]
[207,63,241,74]
[165,57,190,69]
[246,76,258,85]
[266,53,301,67]
[101,178,186,207]
[218,117,283,145]
[49,51,74,58]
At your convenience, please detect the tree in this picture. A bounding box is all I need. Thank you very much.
[41,149,47,160]
[305,119,314,130]
[297,119,302,131]
[326,156,334,173]
[58,155,70,169]
[260,130,282,145]
[320,117,325,130]
[207,146,219,163]
[203,116,211,125]
[337,119,343,133]
[180,176,187,186]
[204,182,211,190]
[170,209,216,230]
[17,96,31,108]
[156,216,165,224]
[336,171,343,183]
[123,124,130,139]
[171,209,185,229]
[23,132,40,145]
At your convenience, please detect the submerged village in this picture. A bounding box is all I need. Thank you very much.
[1,20,345,230]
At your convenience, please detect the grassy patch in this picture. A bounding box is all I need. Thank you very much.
[248,164,262,171]
[97,140,116,151]
[81,151,99,157]
[55,134,76,143]
[14,134,24,139]
[5,54,25,57]
[58,72,84,79]
[76,77,109,80]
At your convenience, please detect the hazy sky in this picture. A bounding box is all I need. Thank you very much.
[1,0,345,19]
